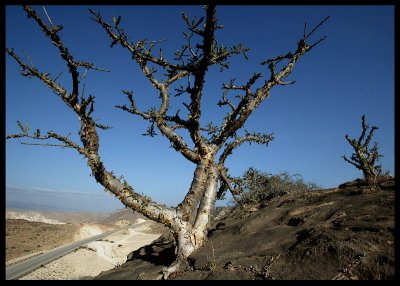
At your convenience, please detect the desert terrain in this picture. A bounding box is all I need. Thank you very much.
[6,208,165,279]
[6,177,395,280]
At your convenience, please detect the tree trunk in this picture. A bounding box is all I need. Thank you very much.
[363,167,378,184]
[162,164,218,279]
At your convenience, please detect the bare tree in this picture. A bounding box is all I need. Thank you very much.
[6,5,328,278]
[342,115,383,183]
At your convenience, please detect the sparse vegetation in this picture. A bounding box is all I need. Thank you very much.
[231,167,320,207]
[5,219,80,262]
[206,241,218,271]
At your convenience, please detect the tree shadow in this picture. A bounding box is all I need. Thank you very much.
[126,230,176,267]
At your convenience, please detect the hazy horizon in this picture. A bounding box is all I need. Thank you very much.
[6,186,126,212]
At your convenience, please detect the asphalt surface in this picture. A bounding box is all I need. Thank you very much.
[6,227,125,280]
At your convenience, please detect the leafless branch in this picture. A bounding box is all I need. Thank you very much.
[89,9,189,74]
[213,16,329,148]
[304,16,330,41]
[54,71,63,82]
[216,166,234,199]
[7,130,87,156]
[7,6,177,227]
[6,48,70,102]
[20,141,71,148]
[116,90,151,120]
[42,6,55,28]
[22,49,36,69]
[219,131,274,166]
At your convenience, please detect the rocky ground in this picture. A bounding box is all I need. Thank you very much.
[93,178,395,280]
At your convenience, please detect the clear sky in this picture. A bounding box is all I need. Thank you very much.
[6,5,394,212]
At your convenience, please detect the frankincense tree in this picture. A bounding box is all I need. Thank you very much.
[342,115,383,184]
[6,5,328,278]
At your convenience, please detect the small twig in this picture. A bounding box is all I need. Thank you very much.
[309,36,327,50]
[42,6,55,28]
[80,68,89,80]
[22,49,35,69]
[20,141,72,148]
[53,71,63,82]
[305,16,330,40]
[81,83,86,98]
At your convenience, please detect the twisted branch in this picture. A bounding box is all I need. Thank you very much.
[7,5,175,226]
[219,131,274,166]
[213,16,329,148]
[7,130,87,156]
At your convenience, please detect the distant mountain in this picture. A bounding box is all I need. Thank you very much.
[5,208,148,225]
[6,210,66,224]
[6,209,111,224]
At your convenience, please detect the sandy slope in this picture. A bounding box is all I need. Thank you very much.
[6,211,66,224]
[19,219,161,280]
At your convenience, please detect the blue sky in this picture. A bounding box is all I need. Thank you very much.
[6,5,394,212]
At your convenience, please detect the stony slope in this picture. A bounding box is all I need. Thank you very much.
[93,179,395,280]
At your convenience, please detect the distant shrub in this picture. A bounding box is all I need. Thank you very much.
[231,167,320,207]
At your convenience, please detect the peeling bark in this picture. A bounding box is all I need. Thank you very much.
[7,5,328,279]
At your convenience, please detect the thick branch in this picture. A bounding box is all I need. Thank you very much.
[85,151,176,225]
[193,164,218,231]
[177,152,215,223]
[6,5,176,228]
[216,166,234,199]
[92,10,204,165]
[186,5,217,154]
[157,122,200,163]
[164,111,190,129]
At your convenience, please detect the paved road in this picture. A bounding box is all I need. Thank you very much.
[6,227,126,280]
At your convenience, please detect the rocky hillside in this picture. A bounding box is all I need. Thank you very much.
[93,178,395,280]
[6,209,110,224]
